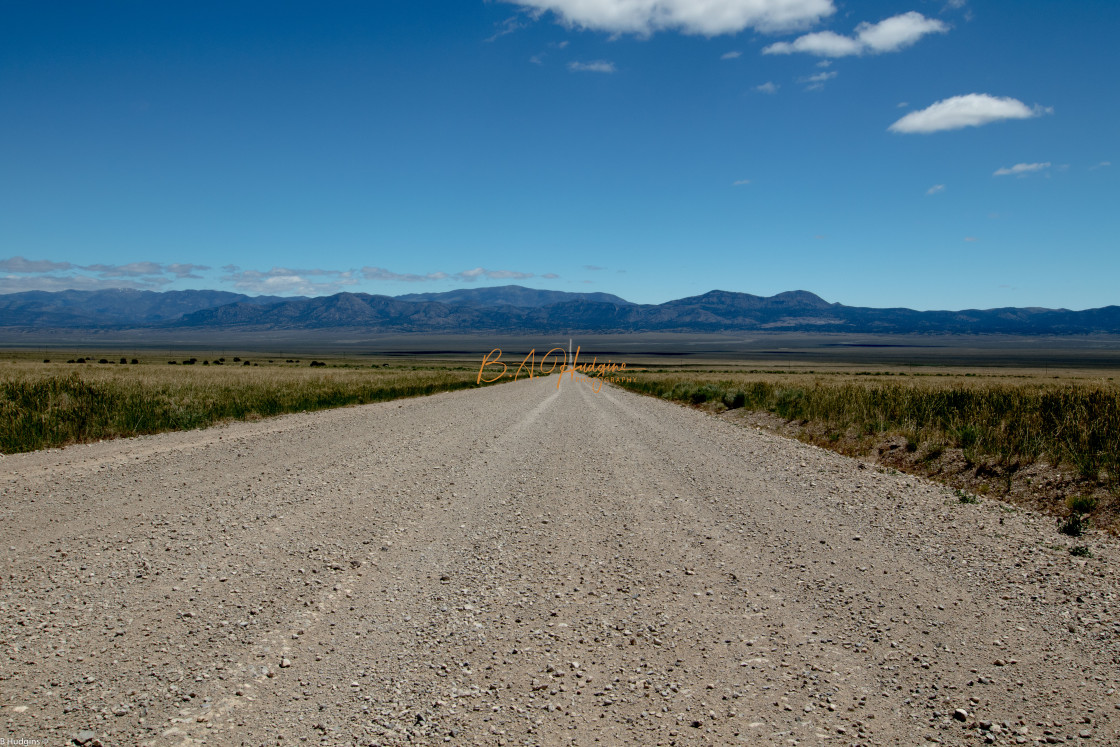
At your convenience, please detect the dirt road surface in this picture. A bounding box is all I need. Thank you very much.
[3,374,1119,746]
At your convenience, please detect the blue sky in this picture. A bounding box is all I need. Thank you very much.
[1,0,1116,310]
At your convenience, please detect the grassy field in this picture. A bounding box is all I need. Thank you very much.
[0,352,500,454]
[6,348,1119,533]
[610,367,1120,532]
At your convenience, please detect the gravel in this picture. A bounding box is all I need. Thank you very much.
[2,373,1118,745]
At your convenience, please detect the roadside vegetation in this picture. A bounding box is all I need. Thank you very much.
[612,369,1120,532]
[0,354,500,454]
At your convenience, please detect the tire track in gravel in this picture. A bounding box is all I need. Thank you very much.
[2,373,1118,746]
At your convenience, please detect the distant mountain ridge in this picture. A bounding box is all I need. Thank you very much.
[0,289,299,328]
[395,285,632,307]
[1,286,1119,335]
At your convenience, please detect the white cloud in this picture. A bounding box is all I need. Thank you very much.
[1089,161,1111,170]
[166,263,209,278]
[362,266,538,284]
[466,268,535,280]
[764,11,946,57]
[542,272,560,279]
[888,94,1049,134]
[84,261,166,277]
[504,0,836,36]
[926,184,945,195]
[721,50,742,60]
[0,274,171,293]
[222,267,360,296]
[0,257,215,289]
[732,179,751,186]
[800,70,836,90]
[568,60,616,73]
[754,81,779,94]
[764,30,860,56]
[362,267,449,283]
[993,162,1051,177]
[486,14,532,42]
[855,12,948,53]
[0,256,74,273]
[964,236,977,242]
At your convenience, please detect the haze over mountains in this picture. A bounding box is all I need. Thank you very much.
[1,286,1119,335]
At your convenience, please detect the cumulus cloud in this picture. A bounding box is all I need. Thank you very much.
[504,0,836,36]
[855,12,947,52]
[721,51,741,60]
[764,11,946,57]
[765,30,860,56]
[993,162,1051,177]
[222,267,360,296]
[568,60,616,73]
[754,81,779,94]
[888,94,1049,134]
[926,184,945,195]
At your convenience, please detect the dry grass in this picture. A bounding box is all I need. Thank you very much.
[612,368,1120,531]
[0,354,500,454]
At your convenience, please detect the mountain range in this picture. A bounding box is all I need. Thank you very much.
[1,286,1119,335]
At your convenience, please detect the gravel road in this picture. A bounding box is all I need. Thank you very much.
[2,373,1119,746]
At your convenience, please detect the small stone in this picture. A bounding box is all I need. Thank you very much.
[1079,730,1092,739]
[280,658,292,668]
[953,709,969,722]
